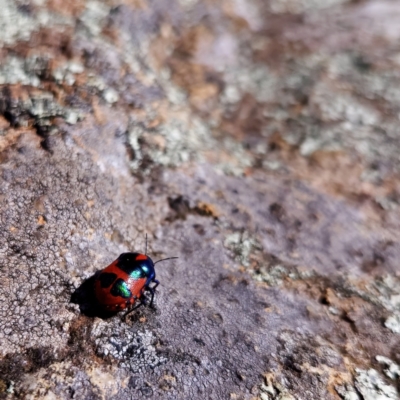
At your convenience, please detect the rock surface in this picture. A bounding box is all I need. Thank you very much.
[1,0,400,399]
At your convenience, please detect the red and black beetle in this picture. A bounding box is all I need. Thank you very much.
[94,250,177,319]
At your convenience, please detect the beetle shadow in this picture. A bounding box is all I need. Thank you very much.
[70,273,118,319]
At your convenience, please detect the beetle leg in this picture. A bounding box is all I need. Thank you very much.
[146,279,159,307]
[140,293,148,306]
[145,287,155,307]
[121,299,144,322]
[122,281,160,321]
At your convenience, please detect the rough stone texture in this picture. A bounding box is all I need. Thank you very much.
[1,0,400,399]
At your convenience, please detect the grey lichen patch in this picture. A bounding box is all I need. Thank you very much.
[253,264,291,286]
[373,275,400,310]
[81,73,121,104]
[0,0,37,45]
[29,92,65,119]
[0,57,41,87]
[268,0,349,14]
[52,61,85,86]
[253,261,314,287]
[65,1,258,177]
[259,373,295,400]
[18,361,122,400]
[102,88,119,104]
[335,384,361,400]
[85,74,107,92]
[288,52,400,174]
[270,330,350,399]
[363,276,400,334]
[78,0,111,37]
[223,230,262,268]
[384,314,400,334]
[127,109,219,172]
[308,79,379,121]
[354,368,398,400]
[145,115,206,166]
[92,320,167,373]
[0,0,72,46]
[213,25,400,178]
[6,380,14,396]
[215,137,253,176]
[0,86,82,136]
[221,64,279,105]
[376,356,400,381]
[296,81,384,158]
[298,125,347,157]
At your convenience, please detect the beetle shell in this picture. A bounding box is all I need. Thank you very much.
[94,252,156,312]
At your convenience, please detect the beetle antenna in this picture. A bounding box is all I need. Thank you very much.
[145,233,148,255]
[154,257,179,265]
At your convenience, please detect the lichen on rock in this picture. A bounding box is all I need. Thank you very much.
[1,0,400,399]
